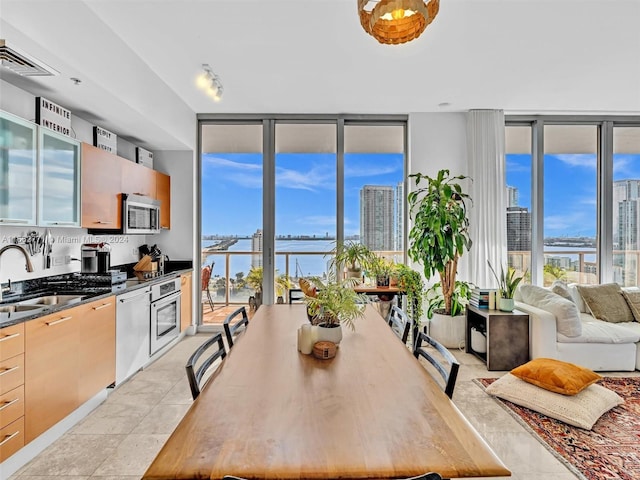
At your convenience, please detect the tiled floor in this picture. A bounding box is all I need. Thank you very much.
[8,331,637,480]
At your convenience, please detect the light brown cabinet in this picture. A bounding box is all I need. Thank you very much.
[122,159,155,198]
[81,143,123,229]
[78,297,116,403]
[156,171,171,229]
[0,323,25,461]
[180,273,192,332]
[25,296,116,443]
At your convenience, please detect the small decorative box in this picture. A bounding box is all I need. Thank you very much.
[313,341,337,360]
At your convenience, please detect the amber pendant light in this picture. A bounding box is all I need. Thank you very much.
[358,0,440,45]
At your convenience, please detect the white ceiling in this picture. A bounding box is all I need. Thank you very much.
[1,0,639,151]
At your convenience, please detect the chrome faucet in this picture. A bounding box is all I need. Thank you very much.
[0,244,34,301]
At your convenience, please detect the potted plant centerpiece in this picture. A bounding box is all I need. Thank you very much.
[407,169,472,348]
[368,256,394,288]
[488,262,526,312]
[330,241,375,280]
[300,276,368,344]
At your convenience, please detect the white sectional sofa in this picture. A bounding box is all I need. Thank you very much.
[514,283,640,372]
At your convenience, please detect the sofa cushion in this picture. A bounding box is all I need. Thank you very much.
[510,358,601,395]
[485,373,623,430]
[519,284,582,337]
[622,289,640,322]
[551,280,574,302]
[557,316,640,344]
[567,283,588,313]
[577,283,634,323]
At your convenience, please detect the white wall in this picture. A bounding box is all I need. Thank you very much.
[0,80,194,283]
[407,112,471,282]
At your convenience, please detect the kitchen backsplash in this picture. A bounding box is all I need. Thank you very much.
[0,226,149,283]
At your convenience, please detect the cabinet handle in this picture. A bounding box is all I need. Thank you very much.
[0,430,20,446]
[92,303,112,311]
[45,316,72,326]
[0,333,20,343]
[0,219,28,224]
[49,222,77,226]
[95,221,113,225]
[0,398,19,411]
[0,365,19,377]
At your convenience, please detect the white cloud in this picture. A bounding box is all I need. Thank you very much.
[204,155,261,171]
[552,154,597,169]
[345,163,400,178]
[296,215,337,226]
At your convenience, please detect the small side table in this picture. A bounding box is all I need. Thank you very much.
[466,305,529,371]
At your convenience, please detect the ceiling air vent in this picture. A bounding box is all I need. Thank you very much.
[0,39,59,76]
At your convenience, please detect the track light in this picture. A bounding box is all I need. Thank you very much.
[198,64,223,102]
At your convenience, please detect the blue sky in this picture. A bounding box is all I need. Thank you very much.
[202,152,404,237]
[507,153,640,238]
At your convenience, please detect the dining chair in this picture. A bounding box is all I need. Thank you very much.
[201,265,214,312]
[224,306,249,348]
[413,331,460,399]
[288,288,305,304]
[223,474,442,480]
[389,305,411,345]
[185,332,227,400]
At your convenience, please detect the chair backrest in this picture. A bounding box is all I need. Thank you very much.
[404,474,442,480]
[413,331,460,399]
[388,305,411,344]
[185,332,227,400]
[288,288,305,304]
[201,265,212,291]
[224,306,249,348]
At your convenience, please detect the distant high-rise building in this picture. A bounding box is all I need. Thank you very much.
[613,179,640,249]
[360,185,394,251]
[507,186,519,207]
[251,229,263,268]
[394,181,404,252]
[507,206,531,251]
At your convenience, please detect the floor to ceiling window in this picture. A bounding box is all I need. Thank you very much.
[199,115,406,321]
[506,117,640,287]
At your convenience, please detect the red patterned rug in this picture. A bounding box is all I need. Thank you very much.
[477,377,640,480]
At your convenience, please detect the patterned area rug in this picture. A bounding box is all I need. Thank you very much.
[476,377,640,480]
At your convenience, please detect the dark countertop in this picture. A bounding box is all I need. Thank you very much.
[0,265,193,329]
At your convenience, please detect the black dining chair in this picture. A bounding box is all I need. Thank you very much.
[185,332,227,400]
[389,305,411,345]
[224,473,442,480]
[224,306,249,348]
[413,331,460,399]
[288,288,305,304]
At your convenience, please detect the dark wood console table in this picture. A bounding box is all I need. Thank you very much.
[466,305,529,371]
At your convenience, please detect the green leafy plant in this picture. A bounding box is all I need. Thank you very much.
[393,263,425,324]
[368,256,394,278]
[407,169,472,316]
[302,276,368,331]
[246,266,291,298]
[329,241,375,276]
[487,261,526,299]
[425,280,472,318]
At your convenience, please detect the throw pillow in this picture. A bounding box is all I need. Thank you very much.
[622,289,640,322]
[485,373,623,430]
[551,280,574,302]
[518,284,582,337]
[567,283,588,313]
[510,358,601,395]
[576,283,634,323]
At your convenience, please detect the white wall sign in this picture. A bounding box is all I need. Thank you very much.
[35,97,71,136]
[93,126,117,153]
[136,146,153,168]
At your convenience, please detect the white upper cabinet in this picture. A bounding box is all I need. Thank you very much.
[0,110,38,225]
[37,128,81,227]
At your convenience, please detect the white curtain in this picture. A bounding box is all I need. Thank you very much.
[467,110,507,288]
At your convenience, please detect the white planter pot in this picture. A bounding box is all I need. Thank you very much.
[428,312,466,349]
[316,324,343,344]
[498,297,515,312]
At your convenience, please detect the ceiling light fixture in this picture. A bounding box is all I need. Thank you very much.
[197,64,223,102]
[358,0,439,45]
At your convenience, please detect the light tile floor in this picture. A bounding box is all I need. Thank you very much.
[8,333,637,480]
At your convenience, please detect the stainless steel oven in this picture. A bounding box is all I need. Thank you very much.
[150,277,181,355]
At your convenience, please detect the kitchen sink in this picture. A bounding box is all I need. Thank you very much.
[17,294,86,306]
[0,304,47,313]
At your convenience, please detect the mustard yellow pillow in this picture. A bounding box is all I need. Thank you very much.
[510,358,601,396]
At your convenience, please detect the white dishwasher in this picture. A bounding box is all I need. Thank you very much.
[116,286,152,385]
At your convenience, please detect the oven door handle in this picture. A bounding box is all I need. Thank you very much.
[152,290,181,305]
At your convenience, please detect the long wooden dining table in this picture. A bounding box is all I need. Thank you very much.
[143,304,510,480]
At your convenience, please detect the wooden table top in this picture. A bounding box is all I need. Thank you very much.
[353,285,403,294]
[143,304,510,480]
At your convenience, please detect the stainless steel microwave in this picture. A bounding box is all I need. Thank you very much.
[122,193,160,234]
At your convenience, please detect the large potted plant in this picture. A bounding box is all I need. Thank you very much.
[407,169,472,348]
[330,241,375,280]
[300,276,368,344]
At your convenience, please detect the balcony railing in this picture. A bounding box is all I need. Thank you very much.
[202,249,404,306]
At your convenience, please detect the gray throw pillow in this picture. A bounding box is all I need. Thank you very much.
[551,280,574,302]
[576,283,634,323]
